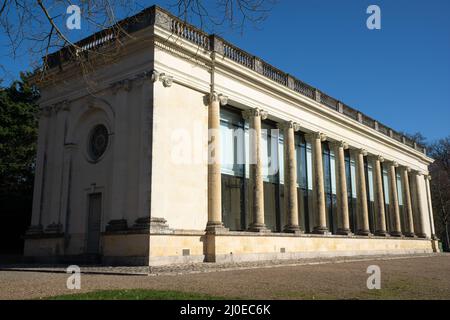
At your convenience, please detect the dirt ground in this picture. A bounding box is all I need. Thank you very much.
[1,255,449,300]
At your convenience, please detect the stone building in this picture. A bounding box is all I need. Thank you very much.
[24,6,439,265]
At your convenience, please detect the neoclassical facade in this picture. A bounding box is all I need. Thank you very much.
[24,6,439,265]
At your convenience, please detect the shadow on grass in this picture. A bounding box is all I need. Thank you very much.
[47,289,234,300]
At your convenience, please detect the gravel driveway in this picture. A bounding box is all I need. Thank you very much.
[0,254,449,300]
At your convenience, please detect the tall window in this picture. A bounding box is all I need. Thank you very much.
[296,134,311,233]
[220,107,246,230]
[261,120,280,231]
[396,171,405,232]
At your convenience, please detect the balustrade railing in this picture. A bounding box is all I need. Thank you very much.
[43,5,426,154]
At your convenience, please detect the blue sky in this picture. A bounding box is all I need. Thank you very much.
[1,0,449,142]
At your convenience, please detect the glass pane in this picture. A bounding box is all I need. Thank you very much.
[221,174,244,231]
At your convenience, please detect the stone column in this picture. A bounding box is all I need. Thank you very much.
[243,108,269,232]
[387,161,402,237]
[412,170,427,238]
[370,155,388,236]
[305,132,328,234]
[400,166,415,237]
[279,121,302,233]
[354,149,371,236]
[425,175,437,239]
[207,92,228,232]
[330,141,351,235]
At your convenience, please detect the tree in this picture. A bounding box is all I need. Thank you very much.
[0,73,39,253]
[399,131,427,146]
[428,136,450,251]
[0,0,276,81]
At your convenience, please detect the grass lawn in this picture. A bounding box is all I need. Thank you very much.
[47,289,231,300]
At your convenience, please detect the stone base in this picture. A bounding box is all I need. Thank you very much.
[374,230,389,237]
[389,231,403,237]
[336,228,353,236]
[283,224,304,234]
[45,223,63,234]
[24,230,437,267]
[403,232,416,238]
[150,232,436,266]
[312,226,330,235]
[416,233,428,239]
[206,221,229,234]
[248,223,271,233]
[356,229,372,236]
[25,225,44,236]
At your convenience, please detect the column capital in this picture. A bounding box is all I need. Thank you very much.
[412,170,424,176]
[158,73,173,87]
[399,165,411,173]
[426,175,432,181]
[277,120,300,131]
[350,148,367,156]
[242,108,268,120]
[385,159,398,167]
[329,140,349,150]
[207,92,228,106]
[368,154,384,163]
[305,131,327,142]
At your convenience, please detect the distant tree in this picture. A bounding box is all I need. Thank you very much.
[400,131,427,146]
[0,73,39,253]
[428,136,450,251]
[0,0,276,82]
[0,73,39,195]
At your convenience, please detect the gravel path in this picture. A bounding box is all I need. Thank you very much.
[0,254,449,300]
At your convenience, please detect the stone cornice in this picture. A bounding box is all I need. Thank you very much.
[32,5,433,167]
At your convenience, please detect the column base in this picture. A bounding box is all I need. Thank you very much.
[374,230,389,237]
[336,228,353,236]
[356,229,372,236]
[416,233,428,239]
[389,231,403,237]
[312,226,330,235]
[248,223,271,233]
[403,232,416,238]
[283,224,304,234]
[206,222,229,234]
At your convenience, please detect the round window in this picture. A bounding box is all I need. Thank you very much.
[88,124,109,162]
